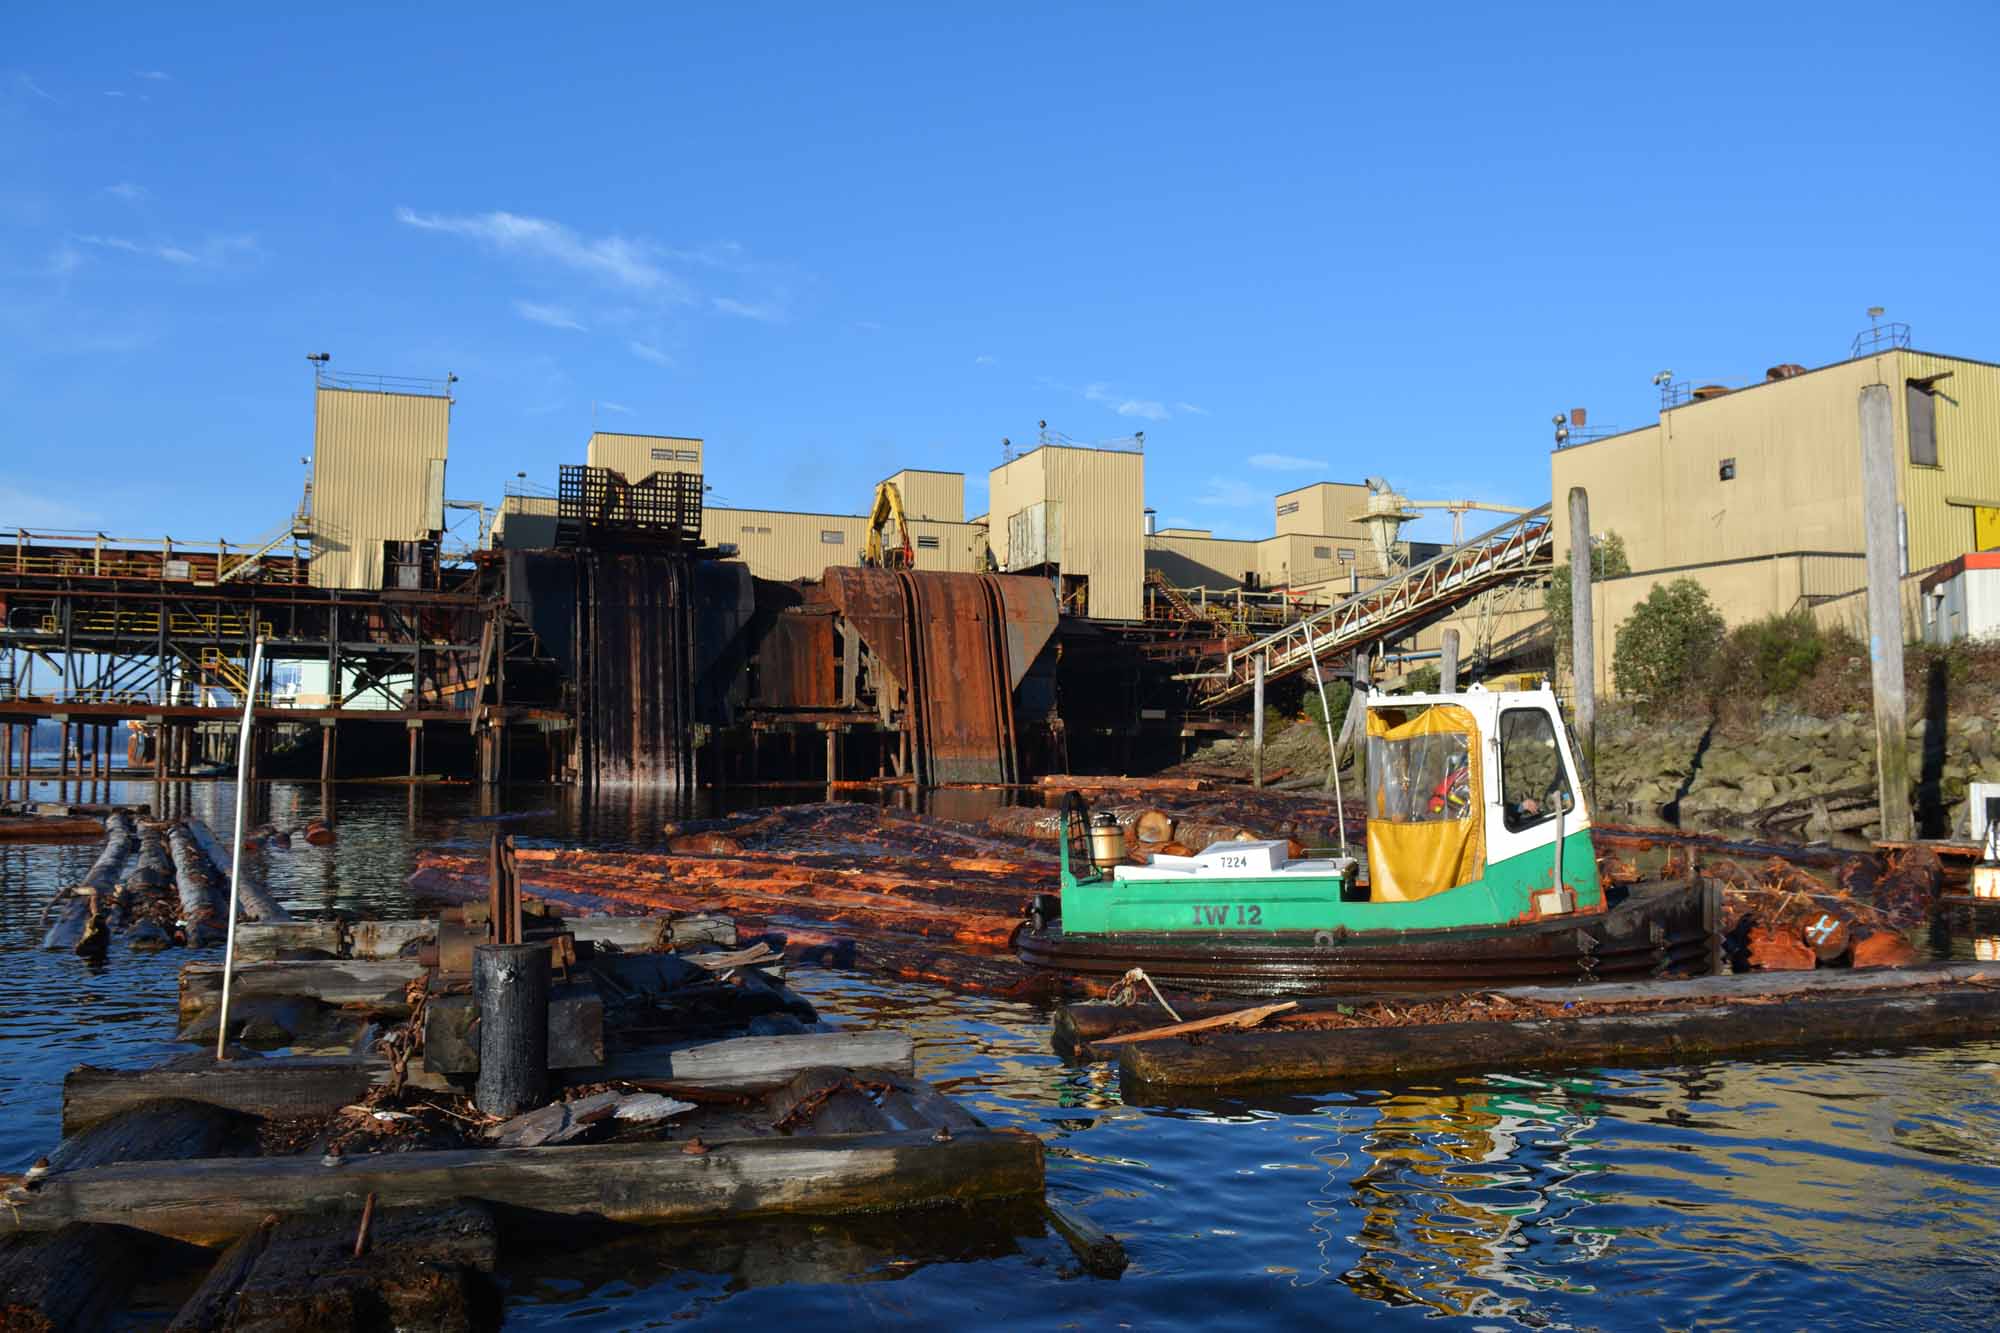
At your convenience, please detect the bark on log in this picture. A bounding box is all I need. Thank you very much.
[186,817,291,923]
[166,824,225,944]
[5,1129,1047,1244]
[1119,983,2000,1091]
[0,1222,164,1331]
[46,1097,259,1173]
[167,1200,497,1332]
[62,1058,382,1136]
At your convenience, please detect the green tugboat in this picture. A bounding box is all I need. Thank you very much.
[1015,682,1719,996]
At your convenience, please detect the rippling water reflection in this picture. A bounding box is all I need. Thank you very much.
[4,779,2000,1328]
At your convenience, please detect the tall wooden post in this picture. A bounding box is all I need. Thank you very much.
[474,942,551,1117]
[1567,487,1597,803]
[1859,384,1913,841]
[1251,653,1267,789]
[1,723,12,800]
[1441,629,1461,694]
[320,720,334,782]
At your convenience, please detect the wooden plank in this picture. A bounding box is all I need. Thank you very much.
[1091,1001,1297,1047]
[594,1031,916,1092]
[1043,1198,1129,1278]
[1118,984,2000,1092]
[3,1128,1046,1245]
[234,920,344,963]
[62,1059,382,1136]
[179,960,419,1018]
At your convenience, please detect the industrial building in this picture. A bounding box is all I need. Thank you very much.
[1551,330,2000,690]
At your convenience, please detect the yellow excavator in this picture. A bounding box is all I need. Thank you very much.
[863,481,916,570]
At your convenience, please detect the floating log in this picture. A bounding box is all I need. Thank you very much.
[4,1128,1046,1245]
[166,823,225,944]
[47,1097,258,1172]
[1118,965,2000,1091]
[186,817,291,922]
[1043,1198,1129,1278]
[0,1222,169,1331]
[1037,775,1213,792]
[167,1200,496,1331]
[62,1058,382,1136]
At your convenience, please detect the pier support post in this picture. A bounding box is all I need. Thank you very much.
[474,942,550,1118]
[58,718,71,794]
[1859,383,1913,841]
[1567,487,1597,804]
[1441,629,1460,694]
[407,721,421,781]
[2,723,12,800]
[1252,653,1266,789]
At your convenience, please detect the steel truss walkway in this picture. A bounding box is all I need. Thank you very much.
[1182,504,1553,706]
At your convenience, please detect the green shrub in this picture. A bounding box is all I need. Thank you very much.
[1612,578,1725,712]
[1403,665,1441,694]
[1719,612,1827,697]
[1547,532,1630,669]
[1302,680,1352,727]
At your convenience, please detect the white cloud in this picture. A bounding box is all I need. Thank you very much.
[855,320,882,333]
[711,295,782,321]
[973,354,996,366]
[396,206,686,300]
[14,73,56,102]
[1174,401,1209,416]
[46,244,82,277]
[135,70,170,81]
[1196,476,1262,507]
[73,232,255,267]
[597,400,633,415]
[515,300,586,332]
[1248,452,1328,472]
[105,182,149,203]
[102,90,126,98]
[1082,382,1173,422]
[629,340,673,367]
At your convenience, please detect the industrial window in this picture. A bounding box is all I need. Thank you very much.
[1276,501,1300,517]
[651,446,698,462]
[820,530,845,544]
[1313,545,1332,560]
[740,525,758,534]
[1719,458,1736,482]
[916,535,941,550]
[1338,548,1356,563]
[758,526,771,534]
[1908,381,1939,466]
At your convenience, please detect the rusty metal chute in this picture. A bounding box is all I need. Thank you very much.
[822,568,1057,785]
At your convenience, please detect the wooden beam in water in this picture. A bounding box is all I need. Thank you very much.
[4,1128,1046,1245]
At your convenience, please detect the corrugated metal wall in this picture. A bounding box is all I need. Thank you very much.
[700,507,986,580]
[1274,481,1370,538]
[986,446,1145,619]
[310,387,451,590]
[1900,351,2000,568]
[586,432,703,481]
[885,469,965,521]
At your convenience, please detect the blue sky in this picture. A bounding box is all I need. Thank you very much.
[4,4,1996,545]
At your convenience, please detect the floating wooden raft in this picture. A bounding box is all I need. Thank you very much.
[1110,962,2000,1092]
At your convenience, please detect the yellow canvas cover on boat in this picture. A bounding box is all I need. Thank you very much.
[1365,703,1485,902]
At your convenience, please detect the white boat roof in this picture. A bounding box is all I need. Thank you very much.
[1113,839,1348,882]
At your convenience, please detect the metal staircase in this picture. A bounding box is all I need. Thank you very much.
[1183,505,1553,706]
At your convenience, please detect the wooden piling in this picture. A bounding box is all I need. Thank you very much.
[1440,628,1460,694]
[1251,653,1266,789]
[474,942,550,1117]
[1568,486,1596,801]
[1859,382,1913,842]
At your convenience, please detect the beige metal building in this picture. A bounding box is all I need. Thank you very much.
[987,444,1146,619]
[1552,345,2000,690]
[585,432,703,479]
[701,507,988,581]
[309,385,451,590]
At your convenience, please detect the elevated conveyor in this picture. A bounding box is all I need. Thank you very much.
[1183,505,1552,706]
